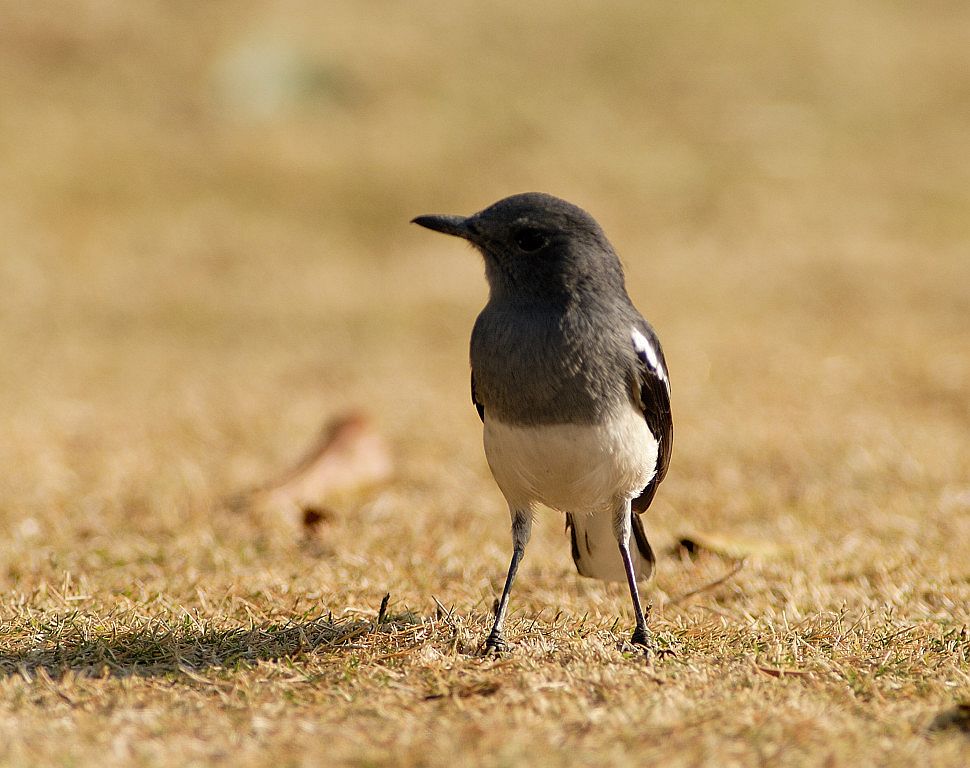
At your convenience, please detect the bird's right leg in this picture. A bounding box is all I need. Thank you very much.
[613,499,653,649]
[484,508,532,653]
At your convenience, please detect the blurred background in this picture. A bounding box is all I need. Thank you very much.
[0,1,968,592]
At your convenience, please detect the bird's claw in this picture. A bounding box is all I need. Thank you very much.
[483,633,509,655]
[618,628,677,659]
[630,627,652,647]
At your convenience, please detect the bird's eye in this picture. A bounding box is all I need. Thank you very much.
[513,227,548,252]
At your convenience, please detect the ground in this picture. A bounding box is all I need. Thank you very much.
[0,2,968,766]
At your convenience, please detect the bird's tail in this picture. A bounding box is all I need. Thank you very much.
[565,512,655,583]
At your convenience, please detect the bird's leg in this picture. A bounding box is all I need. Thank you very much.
[613,500,653,648]
[484,508,532,653]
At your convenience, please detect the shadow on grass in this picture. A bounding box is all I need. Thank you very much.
[0,606,420,679]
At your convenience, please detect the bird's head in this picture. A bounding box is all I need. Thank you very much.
[412,193,626,302]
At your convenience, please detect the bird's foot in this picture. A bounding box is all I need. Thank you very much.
[482,632,509,655]
[618,627,677,659]
[617,634,653,657]
[631,626,652,647]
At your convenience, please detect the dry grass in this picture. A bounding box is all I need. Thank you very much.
[1,2,969,765]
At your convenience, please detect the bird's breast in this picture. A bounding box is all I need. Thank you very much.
[471,304,631,426]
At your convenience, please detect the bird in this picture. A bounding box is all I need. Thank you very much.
[412,193,672,652]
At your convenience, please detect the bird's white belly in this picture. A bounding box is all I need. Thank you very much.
[483,405,658,513]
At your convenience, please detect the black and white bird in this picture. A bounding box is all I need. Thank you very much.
[412,193,672,652]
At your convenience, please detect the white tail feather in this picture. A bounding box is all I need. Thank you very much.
[567,512,654,583]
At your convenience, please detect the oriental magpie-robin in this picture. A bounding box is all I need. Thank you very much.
[413,193,672,652]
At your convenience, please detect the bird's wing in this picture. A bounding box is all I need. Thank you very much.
[471,370,485,422]
[630,322,672,512]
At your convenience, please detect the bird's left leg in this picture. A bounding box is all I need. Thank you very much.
[613,498,652,648]
[484,507,532,653]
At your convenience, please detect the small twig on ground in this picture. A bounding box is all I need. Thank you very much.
[752,658,815,678]
[377,593,391,625]
[669,558,746,606]
[431,595,454,621]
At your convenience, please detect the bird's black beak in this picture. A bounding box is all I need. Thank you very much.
[411,214,476,240]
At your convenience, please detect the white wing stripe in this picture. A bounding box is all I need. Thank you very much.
[631,327,668,386]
